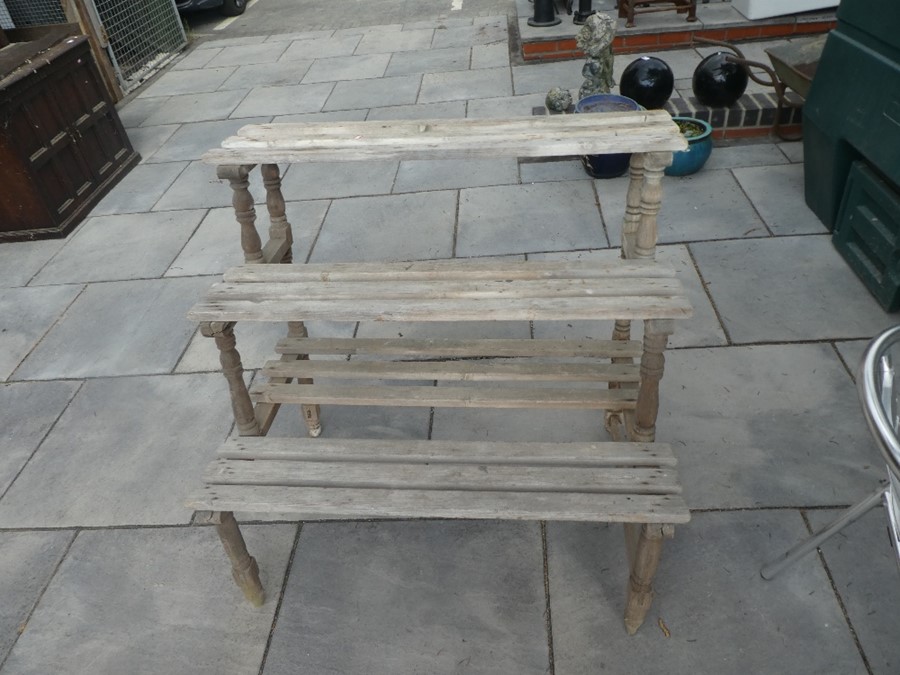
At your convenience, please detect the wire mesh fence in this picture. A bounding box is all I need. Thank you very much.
[1,0,66,27]
[91,0,186,93]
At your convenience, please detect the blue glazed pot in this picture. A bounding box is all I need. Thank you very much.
[575,94,642,179]
[666,117,713,177]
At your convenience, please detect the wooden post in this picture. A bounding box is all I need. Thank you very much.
[200,511,265,606]
[621,152,645,259]
[203,322,261,436]
[631,319,673,443]
[633,151,672,261]
[288,321,322,437]
[64,0,123,102]
[623,522,670,634]
[261,163,294,264]
[218,165,264,264]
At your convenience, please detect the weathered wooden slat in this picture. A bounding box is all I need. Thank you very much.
[217,437,678,467]
[249,383,637,409]
[262,359,642,383]
[204,459,682,495]
[201,113,687,164]
[205,278,684,302]
[222,259,676,283]
[186,485,691,523]
[188,295,693,323]
[275,337,644,359]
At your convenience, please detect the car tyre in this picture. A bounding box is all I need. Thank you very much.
[221,0,246,16]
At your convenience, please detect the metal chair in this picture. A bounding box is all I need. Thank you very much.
[761,324,900,579]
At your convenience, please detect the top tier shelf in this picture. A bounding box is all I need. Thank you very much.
[201,111,688,164]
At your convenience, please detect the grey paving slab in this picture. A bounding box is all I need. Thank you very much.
[177,319,353,373]
[430,20,507,48]
[809,508,900,675]
[204,41,290,68]
[472,42,509,69]
[0,381,80,495]
[279,35,361,61]
[384,47,470,77]
[520,158,592,183]
[152,160,265,212]
[511,61,582,96]
[310,191,456,262]
[403,17,474,30]
[456,181,605,257]
[166,200,328,277]
[690,235,896,343]
[324,74,421,110]
[301,53,390,84]
[219,60,311,90]
[12,276,212,380]
[89,161,188,216]
[703,141,791,171]
[141,90,248,126]
[0,530,74,664]
[263,521,549,675]
[280,160,397,200]
[264,29,334,42]
[658,343,884,509]
[196,35,269,49]
[466,92,545,118]
[268,377,432,440]
[530,245,728,348]
[733,163,827,235]
[127,124,179,161]
[116,96,170,129]
[393,158,519,193]
[230,81,334,117]
[3,525,295,674]
[547,511,867,675]
[30,210,204,285]
[835,339,869,377]
[0,373,232,528]
[137,67,236,98]
[333,24,403,39]
[0,239,65,287]
[366,100,466,120]
[171,46,222,70]
[779,140,805,163]
[0,285,82,382]
[143,116,271,163]
[354,27,434,54]
[603,168,768,244]
[273,108,369,123]
[419,67,511,103]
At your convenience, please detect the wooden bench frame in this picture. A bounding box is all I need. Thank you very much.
[188,112,692,635]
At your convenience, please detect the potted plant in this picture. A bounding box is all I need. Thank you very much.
[665,117,713,176]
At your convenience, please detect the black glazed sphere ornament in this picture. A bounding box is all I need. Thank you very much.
[619,56,675,110]
[692,51,749,108]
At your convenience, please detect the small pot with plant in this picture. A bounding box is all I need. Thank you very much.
[665,116,713,177]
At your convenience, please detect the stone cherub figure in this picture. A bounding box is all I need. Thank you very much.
[576,13,617,101]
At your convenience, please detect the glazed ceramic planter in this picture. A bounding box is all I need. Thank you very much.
[665,117,713,176]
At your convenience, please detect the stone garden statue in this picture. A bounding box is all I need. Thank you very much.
[576,13,617,101]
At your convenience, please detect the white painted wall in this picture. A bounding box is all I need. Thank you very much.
[732,0,838,20]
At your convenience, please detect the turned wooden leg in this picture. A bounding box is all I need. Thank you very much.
[631,319,673,442]
[218,165,263,264]
[203,322,261,436]
[634,151,672,261]
[261,163,294,264]
[289,321,322,437]
[212,511,265,606]
[623,523,671,634]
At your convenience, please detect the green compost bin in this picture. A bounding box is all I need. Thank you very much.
[803,0,900,310]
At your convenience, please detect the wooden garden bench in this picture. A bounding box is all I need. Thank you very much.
[186,112,692,635]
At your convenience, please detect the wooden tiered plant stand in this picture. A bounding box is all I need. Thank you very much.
[186,112,692,635]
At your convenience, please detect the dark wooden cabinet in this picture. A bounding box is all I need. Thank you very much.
[0,28,139,242]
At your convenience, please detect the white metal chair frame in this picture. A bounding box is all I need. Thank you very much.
[761,324,900,579]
